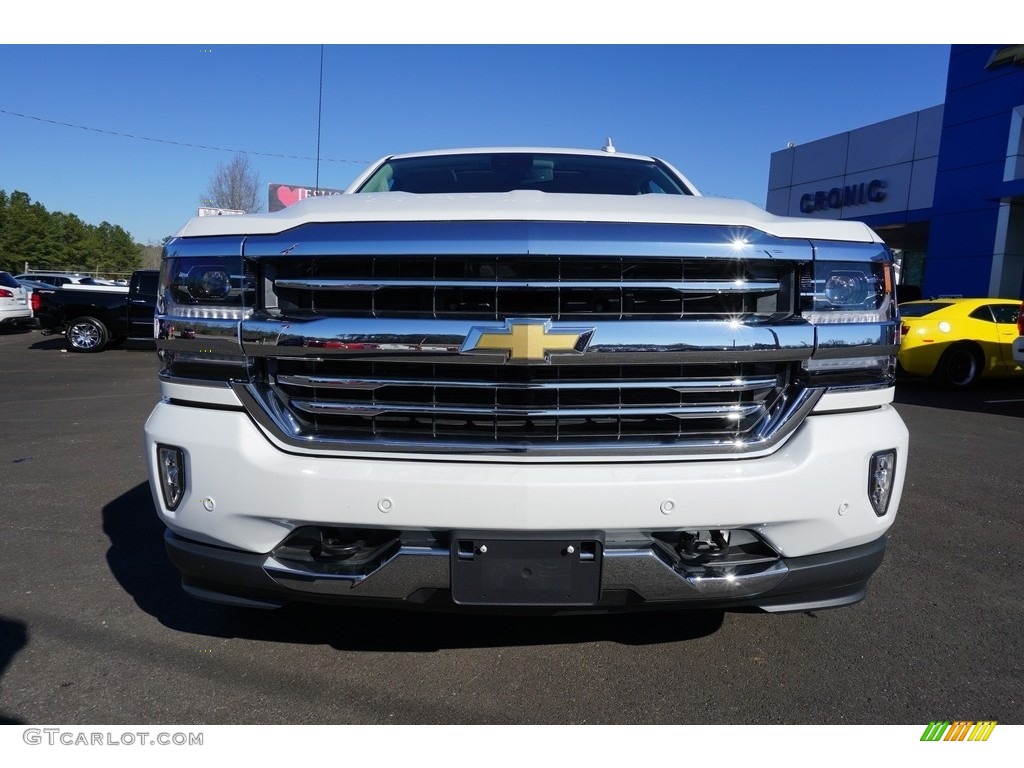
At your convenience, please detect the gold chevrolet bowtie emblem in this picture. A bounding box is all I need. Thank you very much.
[463,320,594,362]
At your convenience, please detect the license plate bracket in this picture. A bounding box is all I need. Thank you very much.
[450,535,602,606]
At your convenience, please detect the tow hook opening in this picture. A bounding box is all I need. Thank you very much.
[652,529,780,570]
[319,533,366,560]
[273,526,401,576]
[679,530,731,561]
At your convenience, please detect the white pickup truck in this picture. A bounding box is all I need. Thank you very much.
[145,146,908,613]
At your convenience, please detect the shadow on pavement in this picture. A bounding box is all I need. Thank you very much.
[28,335,67,351]
[894,378,1024,418]
[0,617,28,725]
[28,336,156,353]
[104,483,725,651]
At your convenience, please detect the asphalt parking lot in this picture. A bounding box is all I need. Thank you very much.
[0,326,1022,726]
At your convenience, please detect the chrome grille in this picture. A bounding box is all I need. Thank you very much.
[162,219,899,455]
[238,232,816,455]
[265,255,792,321]
[251,358,801,451]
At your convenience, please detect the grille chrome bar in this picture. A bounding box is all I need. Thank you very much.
[288,400,765,421]
[275,278,782,294]
[241,317,816,362]
[276,374,779,393]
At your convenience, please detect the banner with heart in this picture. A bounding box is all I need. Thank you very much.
[269,183,345,212]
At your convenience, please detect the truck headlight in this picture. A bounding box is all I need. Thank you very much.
[800,256,898,387]
[168,259,248,308]
[823,270,869,306]
[157,247,253,382]
[802,260,892,323]
[186,265,232,301]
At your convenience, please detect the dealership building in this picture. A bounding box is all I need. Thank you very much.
[767,44,1024,301]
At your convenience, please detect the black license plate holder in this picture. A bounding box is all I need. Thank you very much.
[450,535,602,606]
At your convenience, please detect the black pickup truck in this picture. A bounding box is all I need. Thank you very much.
[37,269,159,352]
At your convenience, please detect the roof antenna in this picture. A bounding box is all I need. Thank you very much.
[315,45,325,192]
[602,137,616,153]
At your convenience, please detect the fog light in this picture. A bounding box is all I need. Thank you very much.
[157,444,186,511]
[868,450,896,516]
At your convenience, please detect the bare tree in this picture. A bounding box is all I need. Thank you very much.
[202,153,264,213]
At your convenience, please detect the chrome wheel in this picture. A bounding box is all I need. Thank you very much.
[67,317,107,352]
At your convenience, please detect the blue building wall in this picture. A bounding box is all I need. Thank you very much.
[766,45,1024,300]
[925,45,1024,298]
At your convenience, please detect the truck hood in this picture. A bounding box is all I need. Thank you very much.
[175,191,882,244]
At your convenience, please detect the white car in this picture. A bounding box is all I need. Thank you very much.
[14,272,85,287]
[0,271,34,329]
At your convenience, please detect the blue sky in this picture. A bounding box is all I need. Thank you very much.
[0,39,956,246]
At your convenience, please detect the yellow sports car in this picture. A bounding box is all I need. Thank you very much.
[897,297,1023,387]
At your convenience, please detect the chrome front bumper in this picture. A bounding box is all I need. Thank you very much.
[165,530,887,614]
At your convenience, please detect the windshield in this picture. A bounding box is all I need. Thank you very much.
[354,152,694,196]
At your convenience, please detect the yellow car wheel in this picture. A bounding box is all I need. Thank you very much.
[933,343,983,388]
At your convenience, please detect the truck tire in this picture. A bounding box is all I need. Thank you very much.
[933,343,983,388]
[66,316,109,353]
